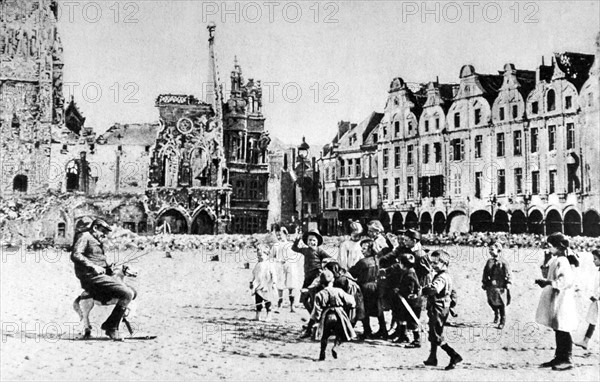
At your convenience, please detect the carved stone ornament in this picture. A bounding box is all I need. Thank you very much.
[177,117,194,135]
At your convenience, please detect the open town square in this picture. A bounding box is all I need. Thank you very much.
[1,1,600,381]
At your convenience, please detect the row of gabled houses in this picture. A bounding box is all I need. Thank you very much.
[316,35,600,237]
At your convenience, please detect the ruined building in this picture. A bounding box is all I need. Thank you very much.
[1,1,272,240]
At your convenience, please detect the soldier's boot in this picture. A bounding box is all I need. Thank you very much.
[101,305,127,341]
[423,344,438,366]
[441,343,463,370]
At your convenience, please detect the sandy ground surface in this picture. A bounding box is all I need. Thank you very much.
[1,243,599,381]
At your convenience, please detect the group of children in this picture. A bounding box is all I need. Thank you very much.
[249,221,600,370]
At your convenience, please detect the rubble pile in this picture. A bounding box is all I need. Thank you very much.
[421,231,600,252]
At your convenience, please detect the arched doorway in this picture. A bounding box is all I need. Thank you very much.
[494,210,510,232]
[510,210,527,234]
[191,210,214,235]
[391,212,404,233]
[545,210,562,235]
[447,210,468,233]
[583,210,600,237]
[157,209,188,234]
[470,210,492,232]
[379,210,391,232]
[13,175,28,193]
[420,212,432,234]
[564,210,582,237]
[405,211,418,230]
[528,210,544,235]
[433,212,446,234]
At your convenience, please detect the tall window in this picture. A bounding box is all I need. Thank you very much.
[332,191,336,207]
[565,96,572,110]
[424,120,430,132]
[434,142,442,163]
[454,113,461,128]
[549,170,557,194]
[547,89,556,111]
[382,179,389,200]
[340,159,345,177]
[355,188,361,209]
[383,149,389,169]
[566,123,575,150]
[567,164,579,193]
[474,108,481,125]
[407,145,414,165]
[451,139,463,161]
[339,189,345,209]
[57,222,66,237]
[347,159,353,177]
[324,191,329,208]
[355,159,361,177]
[394,178,400,199]
[423,144,429,164]
[408,121,414,135]
[532,101,539,115]
[532,171,540,194]
[347,189,354,209]
[514,168,523,194]
[453,173,461,195]
[548,125,556,151]
[497,133,505,157]
[475,172,482,199]
[512,104,518,119]
[475,135,482,158]
[394,121,400,137]
[497,169,506,195]
[499,107,505,121]
[407,177,414,199]
[514,130,522,156]
[394,146,401,167]
[435,118,440,130]
[531,128,538,153]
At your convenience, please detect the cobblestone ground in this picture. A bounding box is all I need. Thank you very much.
[1,244,598,381]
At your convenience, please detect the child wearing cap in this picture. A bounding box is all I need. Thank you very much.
[481,241,511,329]
[250,246,277,322]
[271,227,299,312]
[575,249,600,350]
[535,232,579,371]
[422,250,463,370]
[292,229,333,313]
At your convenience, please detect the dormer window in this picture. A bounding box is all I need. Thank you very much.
[547,89,556,111]
[454,113,460,128]
[512,105,518,119]
[474,109,481,125]
[424,120,430,132]
[499,107,505,121]
[565,96,572,110]
[532,101,539,115]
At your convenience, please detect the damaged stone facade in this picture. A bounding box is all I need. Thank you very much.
[1,0,63,198]
[223,60,271,234]
[1,1,272,239]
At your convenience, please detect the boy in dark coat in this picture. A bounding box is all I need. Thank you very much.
[481,241,511,329]
[394,253,422,348]
[349,238,387,339]
[423,250,463,370]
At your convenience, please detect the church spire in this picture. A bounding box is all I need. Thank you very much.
[206,22,221,117]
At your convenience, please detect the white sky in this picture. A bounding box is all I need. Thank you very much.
[57,0,599,147]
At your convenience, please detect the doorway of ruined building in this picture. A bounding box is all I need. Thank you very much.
[191,210,214,235]
[156,209,188,234]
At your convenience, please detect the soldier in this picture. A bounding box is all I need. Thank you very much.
[70,219,135,340]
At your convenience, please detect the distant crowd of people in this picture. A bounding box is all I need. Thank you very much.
[249,220,600,370]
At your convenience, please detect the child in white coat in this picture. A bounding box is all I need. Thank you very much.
[575,249,600,350]
[250,247,277,321]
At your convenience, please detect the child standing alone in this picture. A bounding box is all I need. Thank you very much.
[481,241,511,329]
[250,246,277,322]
